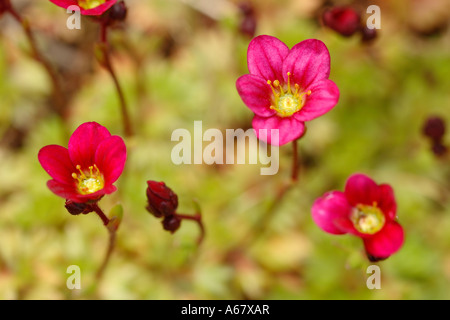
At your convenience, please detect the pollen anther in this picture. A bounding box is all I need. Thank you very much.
[267,72,311,117]
[72,164,104,195]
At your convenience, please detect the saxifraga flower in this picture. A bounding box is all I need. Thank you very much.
[38,122,126,204]
[311,174,404,261]
[236,35,339,146]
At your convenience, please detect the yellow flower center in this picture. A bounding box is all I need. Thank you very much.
[72,164,105,195]
[350,202,385,235]
[267,72,311,117]
[78,0,106,10]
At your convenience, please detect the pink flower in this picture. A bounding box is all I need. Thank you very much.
[49,0,117,16]
[311,174,404,261]
[38,122,127,203]
[236,35,339,146]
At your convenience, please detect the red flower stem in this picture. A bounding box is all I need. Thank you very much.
[6,4,65,116]
[92,203,110,226]
[176,213,205,245]
[91,203,117,281]
[98,22,133,137]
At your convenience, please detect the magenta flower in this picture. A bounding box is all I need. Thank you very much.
[236,35,339,146]
[311,174,404,261]
[38,122,126,204]
[49,0,117,16]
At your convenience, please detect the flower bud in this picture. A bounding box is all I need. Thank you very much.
[322,6,361,37]
[146,181,178,218]
[108,1,127,22]
[361,26,378,43]
[65,200,92,215]
[432,142,448,157]
[162,214,182,233]
[0,0,11,15]
[422,116,446,143]
[238,2,257,39]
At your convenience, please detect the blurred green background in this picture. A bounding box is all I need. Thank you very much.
[0,0,449,299]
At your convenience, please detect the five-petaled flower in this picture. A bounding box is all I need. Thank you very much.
[49,0,117,16]
[236,35,339,146]
[38,121,127,204]
[311,174,404,261]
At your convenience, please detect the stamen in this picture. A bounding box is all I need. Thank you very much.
[294,84,300,96]
[273,80,284,95]
[287,72,292,94]
[266,75,312,118]
[267,80,279,97]
[298,90,312,100]
[76,165,87,179]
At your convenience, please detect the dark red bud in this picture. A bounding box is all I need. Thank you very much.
[146,181,179,218]
[238,2,257,39]
[322,6,361,37]
[109,1,127,21]
[423,116,446,143]
[0,0,11,15]
[65,200,93,215]
[361,26,378,43]
[162,214,182,233]
[432,142,448,157]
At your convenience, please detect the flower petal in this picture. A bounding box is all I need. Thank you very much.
[252,115,305,146]
[293,79,339,122]
[377,184,397,220]
[363,221,404,260]
[311,191,352,235]
[38,145,75,185]
[49,0,77,9]
[282,39,331,90]
[344,173,380,207]
[247,35,289,82]
[236,74,276,117]
[46,180,80,202]
[94,135,127,185]
[49,0,117,16]
[78,0,117,16]
[68,122,111,169]
[47,180,116,203]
